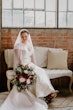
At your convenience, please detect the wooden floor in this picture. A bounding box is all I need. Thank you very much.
[49,88,73,108]
[0,88,73,109]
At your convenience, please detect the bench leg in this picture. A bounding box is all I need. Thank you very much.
[69,76,73,93]
[7,79,11,92]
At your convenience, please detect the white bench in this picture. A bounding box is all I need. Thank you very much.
[4,47,73,93]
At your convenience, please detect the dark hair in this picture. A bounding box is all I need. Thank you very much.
[21,30,29,35]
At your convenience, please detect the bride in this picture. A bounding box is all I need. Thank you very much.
[0,29,59,110]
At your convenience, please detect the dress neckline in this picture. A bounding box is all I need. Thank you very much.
[21,42,31,52]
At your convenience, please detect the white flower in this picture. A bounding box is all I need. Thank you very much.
[24,70,28,74]
[19,78,25,83]
[27,79,31,84]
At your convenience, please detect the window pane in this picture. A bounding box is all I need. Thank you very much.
[59,12,66,28]
[13,10,23,27]
[59,0,67,11]
[35,0,44,10]
[2,0,12,9]
[2,10,12,27]
[46,12,56,27]
[13,0,23,9]
[24,0,34,9]
[24,11,34,27]
[67,12,73,28]
[46,0,56,11]
[68,0,73,11]
[35,11,45,27]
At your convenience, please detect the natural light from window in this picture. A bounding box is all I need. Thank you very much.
[2,0,73,28]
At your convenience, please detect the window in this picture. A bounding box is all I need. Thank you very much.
[59,0,73,28]
[2,0,73,28]
[2,0,57,28]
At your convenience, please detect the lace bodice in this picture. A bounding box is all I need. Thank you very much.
[22,48,31,64]
[19,43,33,65]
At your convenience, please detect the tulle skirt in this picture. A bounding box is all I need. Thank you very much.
[0,62,55,110]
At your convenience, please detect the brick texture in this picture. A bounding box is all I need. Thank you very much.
[0,30,1,80]
[1,28,73,91]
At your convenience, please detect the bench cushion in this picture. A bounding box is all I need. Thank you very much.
[4,47,63,68]
[43,68,72,79]
[34,47,48,67]
[34,46,63,67]
[6,69,72,80]
[47,50,68,69]
[6,70,15,80]
[4,49,14,68]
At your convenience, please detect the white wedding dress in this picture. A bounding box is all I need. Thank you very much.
[0,43,55,110]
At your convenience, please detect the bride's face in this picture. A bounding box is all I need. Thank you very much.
[21,32,28,43]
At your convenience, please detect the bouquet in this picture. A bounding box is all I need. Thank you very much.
[11,64,37,92]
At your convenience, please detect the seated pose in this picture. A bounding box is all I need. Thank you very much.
[0,29,59,110]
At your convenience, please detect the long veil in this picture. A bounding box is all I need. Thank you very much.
[13,29,36,70]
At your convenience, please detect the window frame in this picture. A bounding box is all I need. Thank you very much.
[2,0,73,29]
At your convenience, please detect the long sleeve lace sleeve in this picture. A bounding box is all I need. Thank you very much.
[14,49,22,64]
[13,49,25,69]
